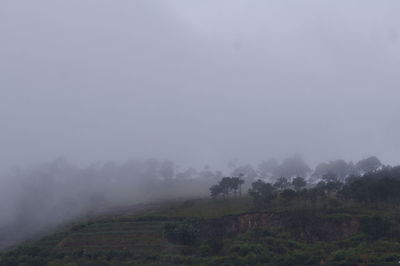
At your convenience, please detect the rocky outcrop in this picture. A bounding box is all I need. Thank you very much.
[201,211,361,243]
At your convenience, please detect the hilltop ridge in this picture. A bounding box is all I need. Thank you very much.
[1,195,400,265]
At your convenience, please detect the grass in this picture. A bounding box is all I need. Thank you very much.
[146,197,253,218]
[2,197,400,265]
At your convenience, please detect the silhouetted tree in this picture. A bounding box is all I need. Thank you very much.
[210,184,223,200]
[280,189,297,204]
[312,160,351,182]
[248,180,277,208]
[274,177,290,190]
[341,167,400,206]
[322,172,339,183]
[292,177,307,191]
[355,156,382,175]
[209,176,245,199]
[231,175,245,197]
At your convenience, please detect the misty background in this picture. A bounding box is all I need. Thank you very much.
[1,0,400,170]
[1,0,400,249]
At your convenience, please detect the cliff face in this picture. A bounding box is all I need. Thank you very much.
[202,211,361,243]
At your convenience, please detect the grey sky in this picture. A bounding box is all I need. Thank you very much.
[1,0,400,171]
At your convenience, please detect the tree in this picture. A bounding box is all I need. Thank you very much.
[317,178,343,198]
[248,180,277,208]
[322,172,339,183]
[292,177,307,191]
[355,156,382,175]
[341,167,400,206]
[231,176,245,197]
[217,177,230,199]
[209,176,245,200]
[303,188,325,207]
[329,160,352,180]
[210,184,223,200]
[274,177,290,190]
[311,162,329,180]
[164,221,199,245]
[280,189,297,204]
[312,160,351,182]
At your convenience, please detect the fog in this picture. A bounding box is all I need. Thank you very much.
[1,0,400,248]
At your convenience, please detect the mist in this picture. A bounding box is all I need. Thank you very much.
[0,155,386,249]
[1,0,400,249]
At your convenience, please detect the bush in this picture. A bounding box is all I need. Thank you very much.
[230,243,263,257]
[164,221,199,245]
[361,215,392,240]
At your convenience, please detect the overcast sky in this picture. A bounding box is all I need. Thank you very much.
[1,0,400,171]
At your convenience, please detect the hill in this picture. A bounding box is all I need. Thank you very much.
[1,195,400,266]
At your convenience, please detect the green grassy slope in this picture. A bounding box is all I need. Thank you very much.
[1,197,400,265]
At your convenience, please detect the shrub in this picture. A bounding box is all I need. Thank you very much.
[361,215,392,240]
[164,221,199,245]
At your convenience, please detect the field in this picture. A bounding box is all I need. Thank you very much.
[1,197,400,265]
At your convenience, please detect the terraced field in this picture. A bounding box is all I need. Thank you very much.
[2,198,400,265]
[58,221,166,250]
[28,216,179,255]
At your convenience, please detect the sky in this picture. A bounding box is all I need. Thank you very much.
[1,0,400,171]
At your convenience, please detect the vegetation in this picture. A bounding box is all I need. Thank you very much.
[2,156,400,265]
[210,176,244,199]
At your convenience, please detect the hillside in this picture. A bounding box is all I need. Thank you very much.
[1,196,400,266]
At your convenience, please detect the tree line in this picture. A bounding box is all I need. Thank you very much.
[210,163,400,210]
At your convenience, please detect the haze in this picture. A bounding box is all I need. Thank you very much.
[1,0,400,170]
[2,0,400,251]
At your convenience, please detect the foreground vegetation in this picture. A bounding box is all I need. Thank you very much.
[1,206,400,265]
[1,205,400,265]
[2,162,400,265]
